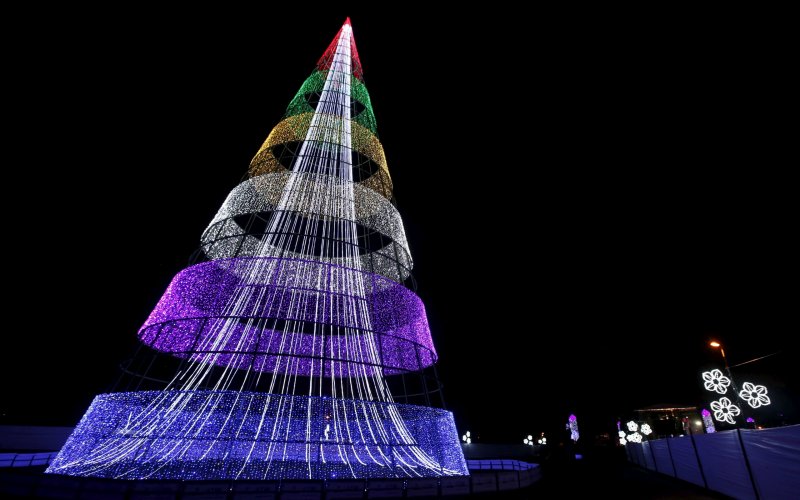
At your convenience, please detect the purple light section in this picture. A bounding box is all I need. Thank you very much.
[48,391,468,480]
[569,414,577,422]
[701,409,711,417]
[138,257,436,375]
[746,417,755,423]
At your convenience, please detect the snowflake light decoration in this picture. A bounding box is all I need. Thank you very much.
[461,431,471,445]
[640,423,652,436]
[523,435,534,446]
[618,431,626,438]
[619,437,627,446]
[702,369,731,394]
[626,421,638,432]
[710,397,741,424]
[626,432,642,443]
[739,382,771,408]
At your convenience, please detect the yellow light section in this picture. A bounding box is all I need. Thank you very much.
[249,113,393,199]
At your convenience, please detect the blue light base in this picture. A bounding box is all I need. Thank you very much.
[47,391,467,480]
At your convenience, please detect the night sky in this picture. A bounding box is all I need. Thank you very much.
[3,8,795,444]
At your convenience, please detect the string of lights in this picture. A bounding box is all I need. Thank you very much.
[47,19,466,480]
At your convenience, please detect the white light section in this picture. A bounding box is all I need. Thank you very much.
[702,369,731,394]
[618,431,626,438]
[626,432,642,443]
[640,424,652,436]
[201,172,413,280]
[619,438,626,446]
[739,382,771,408]
[626,421,638,432]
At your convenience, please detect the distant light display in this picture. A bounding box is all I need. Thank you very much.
[702,369,731,394]
[710,397,741,424]
[626,421,638,432]
[739,382,771,408]
[640,424,652,436]
[567,415,579,443]
[618,431,626,438]
[701,409,716,433]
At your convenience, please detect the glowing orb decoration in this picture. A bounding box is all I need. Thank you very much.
[618,431,626,438]
[461,431,472,445]
[702,369,731,394]
[626,421,639,432]
[710,397,741,424]
[619,438,626,446]
[739,382,771,408]
[640,424,652,436]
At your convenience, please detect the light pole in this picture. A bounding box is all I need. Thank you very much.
[709,340,739,395]
[709,340,749,422]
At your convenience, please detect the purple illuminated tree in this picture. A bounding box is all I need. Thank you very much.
[47,19,467,481]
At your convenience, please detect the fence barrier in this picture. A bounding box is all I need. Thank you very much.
[626,424,800,500]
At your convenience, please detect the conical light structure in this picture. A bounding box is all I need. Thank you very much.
[47,19,467,481]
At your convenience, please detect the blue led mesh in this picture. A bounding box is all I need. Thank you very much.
[49,391,466,479]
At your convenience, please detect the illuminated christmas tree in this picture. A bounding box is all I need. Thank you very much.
[47,19,467,480]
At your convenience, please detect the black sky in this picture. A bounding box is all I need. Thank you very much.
[2,8,796,443]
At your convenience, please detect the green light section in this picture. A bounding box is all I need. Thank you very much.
[285,71,377,135]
